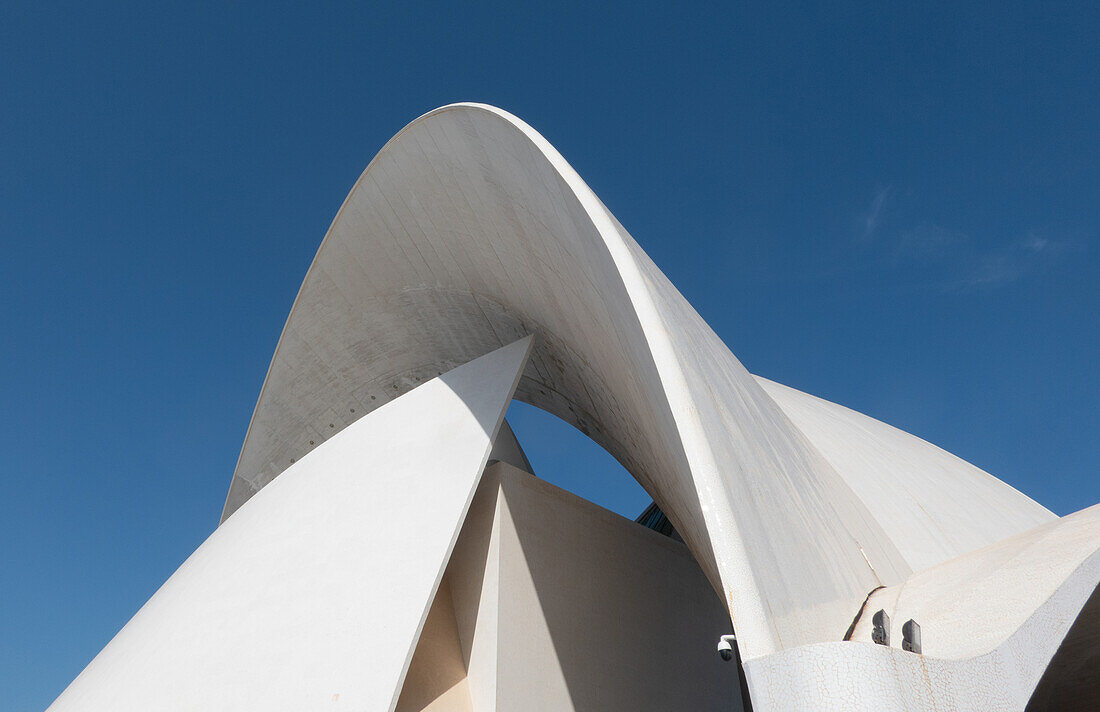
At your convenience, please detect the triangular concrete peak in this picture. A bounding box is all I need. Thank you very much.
[47,336,534,712]
[434,335,533,445]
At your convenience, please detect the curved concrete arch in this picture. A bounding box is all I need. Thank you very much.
[221,103,1051,660]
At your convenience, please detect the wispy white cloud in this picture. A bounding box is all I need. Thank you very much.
[940,233,1063,291]
[895,223,968,261]
[852,185,1071,291]
[860,186,892,240]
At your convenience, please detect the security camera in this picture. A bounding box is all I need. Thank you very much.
[716,634,737,661]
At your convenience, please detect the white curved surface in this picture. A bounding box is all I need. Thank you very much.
[745,525,1100,711]
[756,376,1054,573]
[219,103,1055,661]
[850,502,1100,660]
[48,337,531,712]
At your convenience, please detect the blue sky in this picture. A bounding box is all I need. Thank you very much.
[2,1,1097,708]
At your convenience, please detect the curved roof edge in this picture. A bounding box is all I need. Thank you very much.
[221,103,1055,660]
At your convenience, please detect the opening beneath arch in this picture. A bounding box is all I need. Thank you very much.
[504,399,652,520]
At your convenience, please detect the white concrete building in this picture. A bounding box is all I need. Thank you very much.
[48,104,1098,711]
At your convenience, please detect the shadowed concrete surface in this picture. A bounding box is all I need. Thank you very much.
[396,577,473,712]
[397,462,741,711]
[1026,583,1100,711]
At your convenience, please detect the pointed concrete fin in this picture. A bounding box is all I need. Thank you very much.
[436,335,533,443]
[47,336,534,712]
[488,419,534,474]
